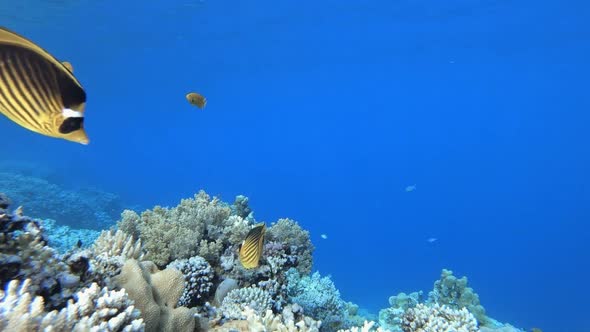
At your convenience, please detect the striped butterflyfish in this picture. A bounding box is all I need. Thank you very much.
[186,92,206,109]
[239,223,266,269]
[0,27,89,144]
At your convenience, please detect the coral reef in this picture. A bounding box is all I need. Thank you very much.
[0,190,528,332]
[167,256,215,307]
[117,191,250,267]
[401,303,478,332]
[89,229,144,287]
[378,292,423,332]
[212,306,322,332]
[286,269,363,331]
[112,259,197,332]
[427,269,489,326]
[0,278,144,331]
[220,286,273,319]
[0,171,124,230]
[40,218,101,253]
[0,202,80,309]
[267,218,314,275]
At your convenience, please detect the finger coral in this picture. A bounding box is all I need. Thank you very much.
[220,286,273,319]
[0,278,144,331]
[401,303,478,332]
[90,229,145,287]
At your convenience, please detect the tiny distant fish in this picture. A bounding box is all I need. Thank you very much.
[76,239,82,248]
[405,185,416,192]
[320,234,328,240]
[186,92,207,109]
[239,223,266,269]
[0,27,89,144]
[427,237,437,243]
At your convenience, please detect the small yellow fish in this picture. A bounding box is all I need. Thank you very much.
[0,27,88,144]
[530,328,543,332]
[61,61,73,73]
[239,223,266,269]
[186,92,206,109]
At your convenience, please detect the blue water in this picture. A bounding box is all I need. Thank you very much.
[2,1,589,331]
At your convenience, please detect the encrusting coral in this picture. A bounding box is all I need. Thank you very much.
[0,278,144,331]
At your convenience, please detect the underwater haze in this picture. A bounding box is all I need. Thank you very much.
[1,0,589,331]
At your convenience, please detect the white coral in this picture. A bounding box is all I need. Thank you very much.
[242,306,321,332]
[338,321,391,332]
[401,303,478,332]
[0,279,144,331]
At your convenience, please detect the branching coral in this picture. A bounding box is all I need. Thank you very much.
[117,190,251,267]
[427,269,489,326]
[379,292,423,332]
[401,303,478,332]
[90,229,144,287]
[267,218,314,274]
[0,206,79,309]
[212,305,322,332]
[220,286,273,319]
[0,278,144,331]
[286,269,353,331]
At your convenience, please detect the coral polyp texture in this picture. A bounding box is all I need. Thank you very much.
[0,189,526,331]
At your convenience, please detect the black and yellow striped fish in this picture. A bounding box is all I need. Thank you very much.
[239,223,266,269]
[0,27,89,144]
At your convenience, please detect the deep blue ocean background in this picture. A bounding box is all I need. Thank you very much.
[1,1,589,331]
